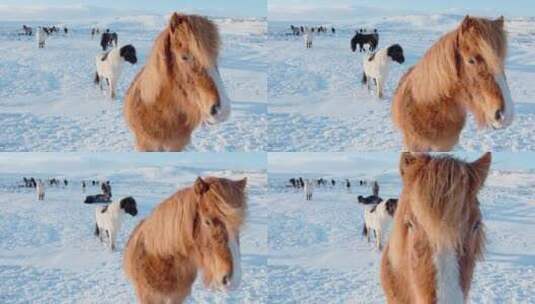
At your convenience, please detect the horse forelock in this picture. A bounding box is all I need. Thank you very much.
[172,14,220,69]
[409,155,478,250]
[201,177,247,236]
[460,17,507,74]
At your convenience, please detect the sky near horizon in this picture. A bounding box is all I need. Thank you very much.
[0,153,266,175]
[267,0,535,22]
[0,0,267,18]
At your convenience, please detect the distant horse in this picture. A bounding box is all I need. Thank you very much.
[124,177,247,303]
[36,180,45,200]
[124,13,231,151]
[362,44,405,98]
[36,27,47,48]
[372,181,380,196]
[304,28,313,48]
[22,25,32,36]
[351,29,379,52]
[357,195,382,205]
[304,180,313,200]
[381,152,490,303]
[392,16,514,151]
[100,31,118,51]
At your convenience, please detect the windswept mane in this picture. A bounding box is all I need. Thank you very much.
[203,177,247,236]
[406,17,507,103]
[409,155,481,249]
[136,188,199,257]
[135,13,221,104]
[128,177,246,257]
[175,14,220,69]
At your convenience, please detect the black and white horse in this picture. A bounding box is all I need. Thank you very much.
[94,196,138,250]
[94,44,137,99]
[361,198,398,250]
[362,44,405,98]
[351,29,379,53]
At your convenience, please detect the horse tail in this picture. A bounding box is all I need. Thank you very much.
[362,72,367,85]
[94,223,100,236]
[94,72,99,84]
[362,224,368,237]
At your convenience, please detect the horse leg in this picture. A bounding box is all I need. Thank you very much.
[110,78,116,99]
[377,230,382,250]
[110,230,116,251]
[377,79,384,98]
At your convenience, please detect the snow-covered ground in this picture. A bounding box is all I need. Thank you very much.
[0,16,267,151]
[267,154,535,303]
[267,15,535,151]
[0,159,268,303]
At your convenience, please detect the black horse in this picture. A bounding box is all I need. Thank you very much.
[351,29,379,52]
[100,30,118,51]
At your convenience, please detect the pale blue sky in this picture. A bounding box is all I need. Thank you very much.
[0,0,266,17]
[269,0,535,19]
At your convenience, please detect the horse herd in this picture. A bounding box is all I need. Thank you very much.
[290,15,515,151]
[20,24,67,37]
[20,177,111,201]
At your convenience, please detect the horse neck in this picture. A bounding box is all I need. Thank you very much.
[108,200,122,215]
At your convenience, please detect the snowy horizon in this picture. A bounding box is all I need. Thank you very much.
[269,153,535,176]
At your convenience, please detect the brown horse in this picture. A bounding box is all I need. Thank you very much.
[124,13,231,151]
[124,176,247,303]
[381,152,491,303]
[392,16,514,151]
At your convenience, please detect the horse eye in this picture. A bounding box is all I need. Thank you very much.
[468,58,476,64]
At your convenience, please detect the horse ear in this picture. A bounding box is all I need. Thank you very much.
[400,153,430,177]
[495,16,505,28]
[194,177,209,195]
[470,152,491,188]
[169,12,186,33]
[399,152,418,176]
[236,177,247,190]
[461,15,475,33]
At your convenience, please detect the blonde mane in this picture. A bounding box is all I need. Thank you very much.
[381,153,490,303]
[130,177,246,258]
[406,16,507,104]
[136,13,220,106]
[409,155,483,250]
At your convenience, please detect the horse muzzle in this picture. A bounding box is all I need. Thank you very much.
[491,73,514,129]
[206,67,232,125]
